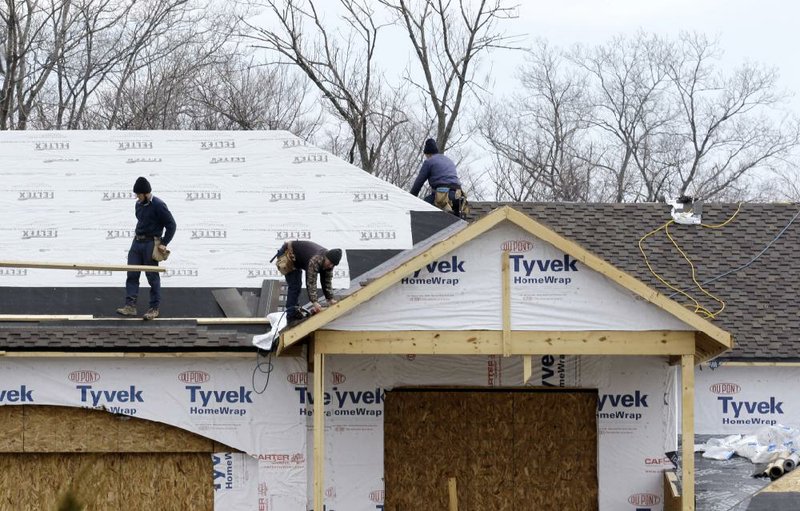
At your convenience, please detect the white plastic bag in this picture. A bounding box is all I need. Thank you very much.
[252,311,288,351]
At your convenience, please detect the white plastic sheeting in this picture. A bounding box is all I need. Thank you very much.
[306,354,677,511]
[695,364,800,434]
[0,354,679,510]
[0,130,438,288]
[328,222,695,331]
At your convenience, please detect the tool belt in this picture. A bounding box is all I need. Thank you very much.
[433,187,470,219]
[272,241,296,275]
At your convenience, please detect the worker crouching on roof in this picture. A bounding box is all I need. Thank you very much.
[274,241,342,322]
[409,138,465,217]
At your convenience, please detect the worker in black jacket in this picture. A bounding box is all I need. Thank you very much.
[116,176,176,320]
[277,240,342,321]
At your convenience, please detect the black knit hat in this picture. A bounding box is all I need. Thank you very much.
[133,176,151,194]
[423,138,439,155]
[325,248,342,266]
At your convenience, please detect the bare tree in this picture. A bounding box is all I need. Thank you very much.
[665,32,800,199]
[483,32,800,203]
[241,0,410,175]
[379,0,519,152]
[481,41,597,201]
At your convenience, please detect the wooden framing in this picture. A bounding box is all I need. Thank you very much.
[0,351,255,358]
[681,354,695,511]
[0,260,166,272]
[0,316,269,325]
[290,206,731,511]
[313,352,325,511]
[501,251,511,357]
[280,206,732,362]
[312,330,696,356]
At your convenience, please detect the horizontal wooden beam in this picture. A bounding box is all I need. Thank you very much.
[0,351,255,358]
[313,330,695,356]
[0,316,270,325]
[0,315,93,322]
[0,260,165,272]
[195,318,269,325]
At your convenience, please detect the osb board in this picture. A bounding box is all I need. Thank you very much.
[384,389,599,511]
[761,467,800,492]
[0,405,234,453]
[0,452,212,510]
[0,405,22,452]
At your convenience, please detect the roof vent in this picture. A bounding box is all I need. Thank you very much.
[669,196,702,225]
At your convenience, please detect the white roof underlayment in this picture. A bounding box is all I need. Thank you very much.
[0,130,440,287]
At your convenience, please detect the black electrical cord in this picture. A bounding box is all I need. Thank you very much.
[668,206,800,298]
[251,310,287,394]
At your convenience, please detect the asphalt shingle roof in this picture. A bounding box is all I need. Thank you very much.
[469,202,800,361]
[0,320,258,351]
[1,202,796,360]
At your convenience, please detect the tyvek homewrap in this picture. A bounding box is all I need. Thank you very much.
[327,222,695,331]
[303,354,677,511]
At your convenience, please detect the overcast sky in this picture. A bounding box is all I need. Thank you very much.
[508,0,799,108]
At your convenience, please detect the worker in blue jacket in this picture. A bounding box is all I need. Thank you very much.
[409,138,464,217]
[116,177,176,320]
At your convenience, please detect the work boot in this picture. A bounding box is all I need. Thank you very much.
[143,308,160,320]
[116,305,137,317]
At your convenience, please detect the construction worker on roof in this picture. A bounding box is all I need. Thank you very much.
[409,138,465,218]
[273,241,342,322]
[116,176,176,320]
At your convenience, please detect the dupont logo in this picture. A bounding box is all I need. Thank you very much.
[287,372,308,385]
[628,493,660,506]
[501,240,534,252]
[710,383,741,395]
[331,372,346,385]
[178,371,210,384]
[369,490,385,503]
[68,370,100,383]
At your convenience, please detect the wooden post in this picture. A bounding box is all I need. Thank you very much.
[448,477,458,511]
[681,354,695,511]
[523,355,532,384]
[502,251,511,357]
[314,352,325,511]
